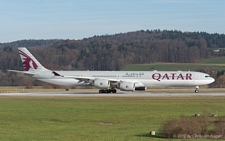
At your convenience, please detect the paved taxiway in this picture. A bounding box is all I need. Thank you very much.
[0,91,225,97]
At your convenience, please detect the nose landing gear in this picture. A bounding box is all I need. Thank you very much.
[195,86,199,93]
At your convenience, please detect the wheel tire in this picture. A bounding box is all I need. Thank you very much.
[195,90,199,93]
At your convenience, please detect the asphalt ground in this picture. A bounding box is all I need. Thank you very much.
[0,90,225,97]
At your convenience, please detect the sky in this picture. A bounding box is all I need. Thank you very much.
[0,0,224,43]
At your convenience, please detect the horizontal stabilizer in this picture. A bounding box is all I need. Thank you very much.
[7,70,36,76]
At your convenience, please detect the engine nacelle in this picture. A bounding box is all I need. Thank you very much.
[92,79,110,89]
[118,82,135,91]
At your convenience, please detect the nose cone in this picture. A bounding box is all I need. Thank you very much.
[203,77,215,85]
[210,77,215,83]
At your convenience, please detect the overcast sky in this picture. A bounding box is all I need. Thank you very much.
[0,0,224,43]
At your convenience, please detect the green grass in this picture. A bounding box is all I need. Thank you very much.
[122,62,225,71]
[0,97,224,140]
[197,56,225,64]
[123,57,225,71]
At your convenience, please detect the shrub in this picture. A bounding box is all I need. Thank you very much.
[161,110,225,139]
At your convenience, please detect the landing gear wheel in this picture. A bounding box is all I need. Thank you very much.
[195,90,199,93]
[112,89,117,93]
[98,89,117,93]
[105,89,110,93]
[195,86,199,93]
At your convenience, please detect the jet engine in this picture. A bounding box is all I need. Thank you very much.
[117,82,135,91]
[92,79,110,89]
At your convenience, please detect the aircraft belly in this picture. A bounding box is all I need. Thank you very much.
[192,80,214,86]
[37,78,212,88]
[145,80,195,87]
[135,80,194,87]
[156,80,211,87]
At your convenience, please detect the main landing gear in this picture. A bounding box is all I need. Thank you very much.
[99,89,117,93]
[195,86,199,93]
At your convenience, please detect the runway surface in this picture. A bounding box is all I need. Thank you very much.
[0,91,225,97]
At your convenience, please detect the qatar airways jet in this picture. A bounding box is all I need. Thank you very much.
[8,47,215,93]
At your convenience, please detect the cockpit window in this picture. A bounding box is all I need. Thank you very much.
[205,75,210,78]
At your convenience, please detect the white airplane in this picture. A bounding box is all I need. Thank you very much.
[8,47,215,93]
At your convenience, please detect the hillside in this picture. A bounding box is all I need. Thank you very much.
[0,39,62,48]
[0,29,225,86]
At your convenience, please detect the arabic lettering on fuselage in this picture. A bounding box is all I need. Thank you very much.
[125,72,144,76]
[122,72,145,77]
[152,73,192,81]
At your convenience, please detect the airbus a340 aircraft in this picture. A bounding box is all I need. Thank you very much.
[9,47,215,93]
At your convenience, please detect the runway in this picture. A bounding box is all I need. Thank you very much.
[0,91,225,97]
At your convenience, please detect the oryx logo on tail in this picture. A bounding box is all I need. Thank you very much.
[19,50,38,71]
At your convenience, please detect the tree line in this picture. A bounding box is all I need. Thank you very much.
[0,29,225,86]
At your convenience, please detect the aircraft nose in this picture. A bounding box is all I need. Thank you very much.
[210,77,215,83]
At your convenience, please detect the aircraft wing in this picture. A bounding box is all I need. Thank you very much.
[60,75,119,83]
[62,75,95,83]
